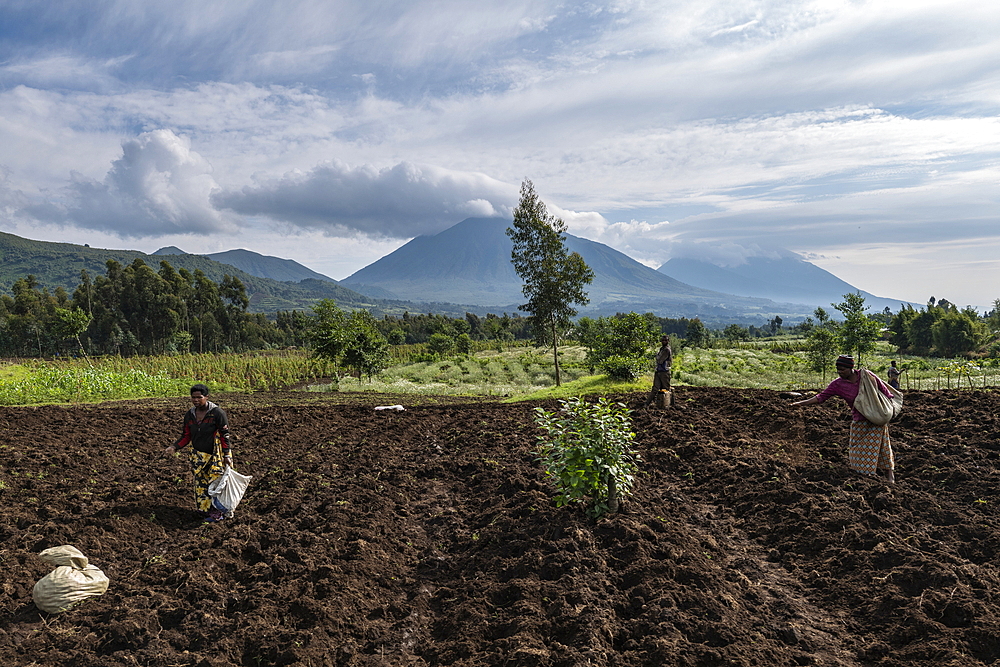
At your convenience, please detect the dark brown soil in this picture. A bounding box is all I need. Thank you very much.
[2,386,1000,666]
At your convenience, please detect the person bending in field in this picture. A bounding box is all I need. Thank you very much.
[791,355,896,484]
[164,384,234,522]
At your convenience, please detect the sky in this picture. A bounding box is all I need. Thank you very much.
[1,0,999,310]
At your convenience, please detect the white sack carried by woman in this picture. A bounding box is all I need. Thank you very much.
[854,368,903,426]
[207,465,252,514]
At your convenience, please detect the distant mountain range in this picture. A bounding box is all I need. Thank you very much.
[341,217,825,322]
[657,251,914,314]
[153,246,338,284]
[1,219,916,324]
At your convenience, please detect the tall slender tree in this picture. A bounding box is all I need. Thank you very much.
[506,179,594,385]
[833,293,882,363]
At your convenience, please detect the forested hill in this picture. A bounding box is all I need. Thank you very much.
[0,231,377,314]
[154,246,339,285]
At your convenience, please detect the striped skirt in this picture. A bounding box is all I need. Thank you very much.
[848,419,894,476]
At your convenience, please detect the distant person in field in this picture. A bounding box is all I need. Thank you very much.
[642,335,673,408]
[791,356,896,483]
[164,384,234,523]
[887,360,901,390]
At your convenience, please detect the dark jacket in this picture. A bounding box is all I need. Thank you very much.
[174,401,231,455]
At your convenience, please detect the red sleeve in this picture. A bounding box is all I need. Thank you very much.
[174,414,192,449]
[215,408,231,454]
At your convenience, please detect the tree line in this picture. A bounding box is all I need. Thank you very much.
[0,258,555,360]
[886,297,996,358]
[0,259,303,357]
[4,254,996,371]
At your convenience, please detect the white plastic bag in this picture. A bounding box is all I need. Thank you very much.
[208,465,252,513]
[855,368,903,426]
[375,405,404,411]
[32,545,109,614]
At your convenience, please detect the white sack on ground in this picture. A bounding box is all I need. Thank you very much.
[32,545,110,614]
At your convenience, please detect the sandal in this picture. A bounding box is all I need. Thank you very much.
[204,508,224,523]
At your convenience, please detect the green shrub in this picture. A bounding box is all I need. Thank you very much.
[533,397,641,517]
[596,354,645,381]
[427,333,454,355]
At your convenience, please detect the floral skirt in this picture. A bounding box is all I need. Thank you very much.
[189,438,225,513]
[848,420,894,476]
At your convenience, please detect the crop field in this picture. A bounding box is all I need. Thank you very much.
[2,387,1000,666]
[3,344,1000,406]
[324,346,594,396]
[0,352,337,405]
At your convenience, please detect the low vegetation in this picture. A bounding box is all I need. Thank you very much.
[0,351,335,405]
[6,290,1000,406]
[309,346,594,396]
[4,340,1000,407]
[534,397,640,517]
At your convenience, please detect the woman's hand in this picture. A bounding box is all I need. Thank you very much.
[223,454,233,466]
[165,445,176,455]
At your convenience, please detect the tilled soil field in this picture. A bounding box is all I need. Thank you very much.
[2,386,1000,667]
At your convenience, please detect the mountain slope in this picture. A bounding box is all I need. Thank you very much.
[154,246,339,285]
[0,231,375,314]
[658,252,914,313]
[207,249,337,284]
[341,217,814,320]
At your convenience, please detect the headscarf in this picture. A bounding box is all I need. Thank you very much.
[835,355,855,369]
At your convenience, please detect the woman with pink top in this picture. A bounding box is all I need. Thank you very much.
[792,355,896,483]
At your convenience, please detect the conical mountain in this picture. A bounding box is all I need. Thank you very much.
[341,217,812,320]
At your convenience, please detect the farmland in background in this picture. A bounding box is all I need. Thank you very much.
[0,351,336,405]
[2,340,999,406]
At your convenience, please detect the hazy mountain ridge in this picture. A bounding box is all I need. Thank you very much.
[1,221,916,324]
[657,253,917,313]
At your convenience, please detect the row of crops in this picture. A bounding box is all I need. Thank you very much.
[2,344,999,405]
[0,351,336,405]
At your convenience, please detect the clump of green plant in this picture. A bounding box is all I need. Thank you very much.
[533,397,641,517]
[576,312,659,380]
[596,354,646,381]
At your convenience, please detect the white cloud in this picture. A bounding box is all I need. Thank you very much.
[809,236,1000,309]
[247,45,341,79]
[2,0,1000,308]
[213,161,516,238]
[710,19,760,38]
[0,54,129,92]
[664,240,792,267]
[0,167,30,225]
[23,129,235,237]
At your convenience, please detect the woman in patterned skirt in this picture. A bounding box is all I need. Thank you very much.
[791,355,895,483]
[165,384,234,521]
